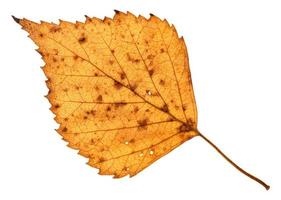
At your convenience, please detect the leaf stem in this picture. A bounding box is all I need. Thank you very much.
[197,130,270,190]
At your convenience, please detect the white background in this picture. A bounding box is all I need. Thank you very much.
[1,0,280,199]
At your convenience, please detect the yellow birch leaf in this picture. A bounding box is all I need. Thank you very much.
[13,11,269,190]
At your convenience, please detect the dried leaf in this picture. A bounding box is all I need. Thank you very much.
[14,11,269,189]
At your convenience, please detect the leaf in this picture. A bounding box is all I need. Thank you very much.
[14,11,269,189]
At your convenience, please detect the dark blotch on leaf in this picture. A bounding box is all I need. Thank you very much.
[149,69,154,76]
[131,83,137,91]
[159,79,165,85]
[114,102,127,108]
[109,59,114,65]
[120,73,125,80]
[129,138,135,143]
[50,26,61,33]
[134,106,139,113]
[73,55,79,60]
[78,36,87,43]
[114,80,122,90]
[90,110,96,116]
[106,106,111,111]
[137,118,148,129]
[147,54,154,59]
[97,95,103,101]
[62,127,68,132]
[161,104,169,112]
[178,124,191,133]
[98,157,106,163]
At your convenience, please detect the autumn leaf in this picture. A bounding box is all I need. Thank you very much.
[13,11,269,190]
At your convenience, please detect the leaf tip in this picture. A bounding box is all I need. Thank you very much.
[114,9,121,14]
[12,15,20,24]
[84,15,92,22]
[84,15,90,20]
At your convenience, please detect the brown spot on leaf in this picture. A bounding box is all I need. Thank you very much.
[74,24,79,29]
[73,55,79,60]
[127,53,132,61]
[186,118,195,127]
[96,95,103,101]
[161,104,169,112]
[147,54,154,59]
[129,138,135,143]
[159,79,165,85]
[178,123,191,133]
[134,106,139,113]
[94,86,100,91]
[109,59,114,65]
[62,127,68,132]
[137,118,148,129]
[90,110,96,116]
[98,157,106,163]
[50,26,61,33]
[167,117,174,121]
[114,102,127,108]
[120,73,125,80]
[90,138,95,145]
[78,36,87,44]
[131,83,137,91]
[106,106,111,111]
[114,80,122,90]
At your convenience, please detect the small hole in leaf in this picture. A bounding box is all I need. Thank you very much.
[149,150,154,155]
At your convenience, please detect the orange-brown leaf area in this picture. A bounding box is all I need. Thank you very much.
[17,11,198,178]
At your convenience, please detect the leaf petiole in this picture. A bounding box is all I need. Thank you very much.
[196,130,270,190]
